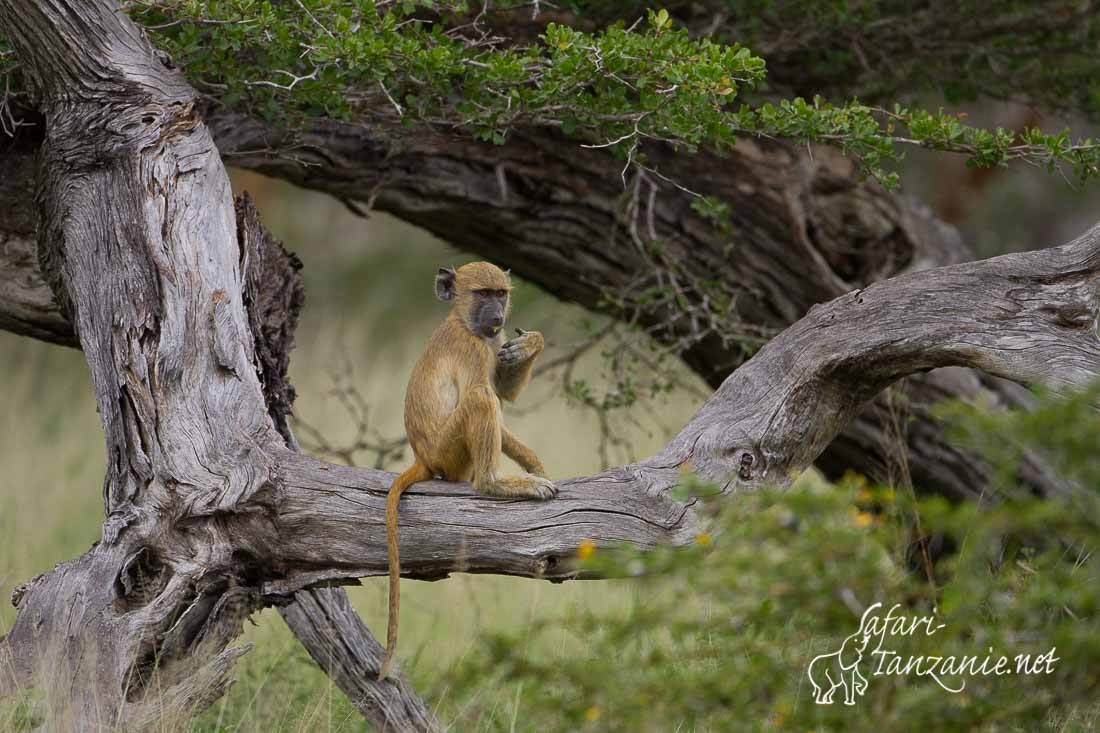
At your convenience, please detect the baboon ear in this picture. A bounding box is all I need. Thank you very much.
[435,267,457,301]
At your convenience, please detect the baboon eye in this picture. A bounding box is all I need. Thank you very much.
[495,289,507,298]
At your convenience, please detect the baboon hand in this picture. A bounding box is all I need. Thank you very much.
[498,328,544,366]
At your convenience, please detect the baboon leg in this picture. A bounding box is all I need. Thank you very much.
[462,384,504,489]
[432,385,554,498]
[430,384,499,480]
[465,391,554,498]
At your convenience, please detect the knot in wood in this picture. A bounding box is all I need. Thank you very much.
[738,451,755,481]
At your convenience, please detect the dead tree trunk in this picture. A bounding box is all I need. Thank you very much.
[1,1,1099,730]
[0,2,435,729]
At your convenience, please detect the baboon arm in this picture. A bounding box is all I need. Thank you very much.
[494,359,537,402]
[502,427,545,476]
[494,330,544,402]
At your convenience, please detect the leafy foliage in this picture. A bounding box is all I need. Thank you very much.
[442,385,1100,731]
[625,1,1100,119]
[91,1,1100,188]
[1,2,1095,185]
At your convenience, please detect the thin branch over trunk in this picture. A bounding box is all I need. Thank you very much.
[0,109,1070,502]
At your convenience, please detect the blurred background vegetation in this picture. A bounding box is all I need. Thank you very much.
[2,95,1099,730]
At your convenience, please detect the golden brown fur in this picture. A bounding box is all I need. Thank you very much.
[378,262,555,681]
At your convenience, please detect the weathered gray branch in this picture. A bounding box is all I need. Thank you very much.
[0,228,71,344]
[158,226,1100,600]
[0,130,75,346]
[278,587,442,732]
[210,116,1071,502]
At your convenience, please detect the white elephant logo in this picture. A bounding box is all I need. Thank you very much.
[807,604,880,705]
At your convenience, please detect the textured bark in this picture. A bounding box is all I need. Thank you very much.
[12,222,1073,603]
[0,35,1096,723]
[0,126,74,346]
[19,227,1090,605]
[197,116,1079,501]
[248,228,1100,591]
[15,223,1084,626]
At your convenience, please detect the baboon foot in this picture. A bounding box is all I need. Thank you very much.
[478,473,557,499]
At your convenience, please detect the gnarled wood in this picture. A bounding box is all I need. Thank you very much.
[0,3,434,728]
[279,588,443,732]
[207,117,1057,502]
[0,126,74,347]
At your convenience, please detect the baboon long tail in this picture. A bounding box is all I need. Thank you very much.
[379,461,433,681]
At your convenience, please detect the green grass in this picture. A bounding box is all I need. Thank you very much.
[0,174,704,731]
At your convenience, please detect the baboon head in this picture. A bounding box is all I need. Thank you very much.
[436,262,513,339]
